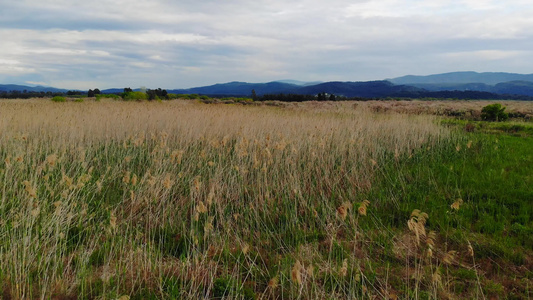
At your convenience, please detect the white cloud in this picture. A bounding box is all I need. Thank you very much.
[0,59,36,75]
[25,81,49,86]
[1,0,533,88]
[444,50,528,61]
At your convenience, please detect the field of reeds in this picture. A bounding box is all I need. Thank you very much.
[0,99,531,299]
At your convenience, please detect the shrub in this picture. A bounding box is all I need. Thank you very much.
[51,96,66,102]
[96,94,120,101]
[481,103,509,122]
[122,91,147,101]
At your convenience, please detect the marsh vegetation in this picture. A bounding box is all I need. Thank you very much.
[0,99,531,299]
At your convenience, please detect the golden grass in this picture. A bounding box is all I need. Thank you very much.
[0,99,449,299]
[361,99,533,118]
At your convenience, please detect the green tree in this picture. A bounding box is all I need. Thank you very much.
[481,103,509,122]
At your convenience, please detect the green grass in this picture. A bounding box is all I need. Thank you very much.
[359,120,533,298]
[371,132,532,242]
[443,118,533,137]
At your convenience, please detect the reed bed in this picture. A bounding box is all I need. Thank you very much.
[0,99,449,299]
[360,99,533,119]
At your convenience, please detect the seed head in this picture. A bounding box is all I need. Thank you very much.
[467,241,474,257]
[171,150,184,164]
[196,201,207,214]
[207,187,215,206]
[62,174,73,188]
[339,259,348,277]
[109,212,117,230]
[268,277,279,289]
[450,198,463,211]
[242,243,250,255]
[291,260,303,285]
[193,176,202,192]
[358,200,370,216]
[31,207,40,217]
[122,172,131,184]
[204,217,214,234]
[46,154,58,167]
[407,209,428,246]
[337,204,348,221]
[131,174,138,186]
[443,250,457,265]
[163,174,173,189]
[23,181,37,198]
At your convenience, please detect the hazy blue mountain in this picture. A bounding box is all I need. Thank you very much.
[404,83,494,92]
[101,88,127,94]
[291,81,423,98]
[274,80,324,86]
[4,72,533,99]
[168,81,300,96]
[167,80,425,98]
[492,81,533,96]
[389,71,533,85]
[392,80,533,97]
[0,84,69,93]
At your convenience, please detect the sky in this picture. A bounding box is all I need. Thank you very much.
[1,0,533,90]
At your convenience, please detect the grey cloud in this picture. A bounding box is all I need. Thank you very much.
[2,0,533,89]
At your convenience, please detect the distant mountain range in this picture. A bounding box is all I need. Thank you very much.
[2,72,533,99]
[389,71,533,85]
[167,81,301,96]
[0,84,69,93]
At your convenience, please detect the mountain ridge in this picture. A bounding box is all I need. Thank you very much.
[3,72,533,99]
[389,71,533,85]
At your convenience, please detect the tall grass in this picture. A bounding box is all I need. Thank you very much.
[1,99,452,298]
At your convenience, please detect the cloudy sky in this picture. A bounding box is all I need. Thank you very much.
[1,0,533,89]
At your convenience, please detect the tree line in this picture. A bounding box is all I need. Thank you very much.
[0,90,69,99]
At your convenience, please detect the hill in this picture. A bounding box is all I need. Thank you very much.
[0,84,69,93]
[3,72,533,99]
[292,80,424,98]
[389,71,533,85]
[168,81,300,96]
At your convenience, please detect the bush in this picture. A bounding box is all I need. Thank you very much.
[96,94,120,101]
[167,93,178,100]
[122,91,147,101]
[51,96,66,102]
[481,103,509,122]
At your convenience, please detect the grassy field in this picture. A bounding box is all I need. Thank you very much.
[0,99,531,299]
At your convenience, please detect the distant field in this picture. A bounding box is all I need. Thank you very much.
[0,99,531,299]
